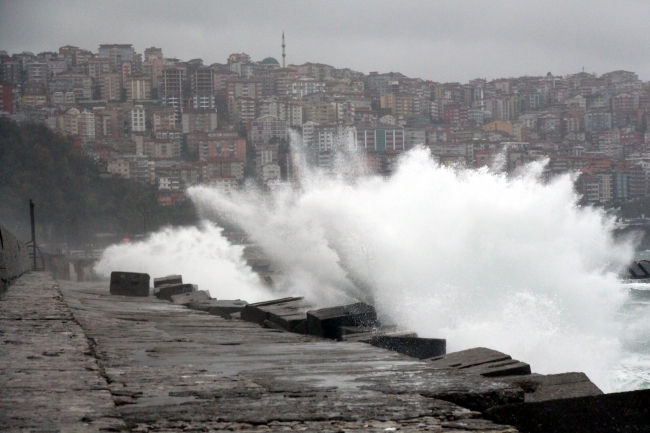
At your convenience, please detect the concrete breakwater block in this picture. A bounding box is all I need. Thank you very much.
[153,274,182,288]
[265,299,314,331]
[337,325,417,342]
[240,297,304,325]
[427,347,512,368]
[307,302,378,339]
[171,290,211,305]
[109,271,150,297]
[208,300,249,319]
[484,388,650,433]
[627,260,650,279]
[499,372,603,403]
[427,347,530,377]
[464,359,531,377]
[364,335,446,359]
[155,283,196,301]
[187,299,223,312]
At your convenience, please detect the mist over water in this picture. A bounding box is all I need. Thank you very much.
[96,141,645,392]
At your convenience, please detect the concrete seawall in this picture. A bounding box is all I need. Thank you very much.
[0,223,30,293]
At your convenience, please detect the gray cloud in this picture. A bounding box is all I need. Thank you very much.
[0,0,648,82]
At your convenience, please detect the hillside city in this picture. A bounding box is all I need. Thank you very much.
[1,41,649,206]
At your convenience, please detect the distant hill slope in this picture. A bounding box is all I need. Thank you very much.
[0,119,197,247]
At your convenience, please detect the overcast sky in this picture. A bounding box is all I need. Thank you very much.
[1,0,649,83]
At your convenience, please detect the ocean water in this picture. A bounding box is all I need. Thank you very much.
[96,140,650,393]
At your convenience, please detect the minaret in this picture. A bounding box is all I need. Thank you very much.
[282,31,286,68]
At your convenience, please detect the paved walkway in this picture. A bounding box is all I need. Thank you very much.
[0,272,126,432]
[1,273,519,432]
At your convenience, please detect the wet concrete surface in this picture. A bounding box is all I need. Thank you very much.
[2,272,519,432]
[0,272,126,432]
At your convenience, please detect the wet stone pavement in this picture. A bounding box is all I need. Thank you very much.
[1,272,518,432]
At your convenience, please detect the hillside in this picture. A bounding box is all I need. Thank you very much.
[0,119,197,248]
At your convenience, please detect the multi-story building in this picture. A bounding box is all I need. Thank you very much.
[199,136,246,163]
[77,110,96,139]
[84,57,111,79]
[130,105,146,132]
[1,61,21,85]
[98,44,135,71]
[100,73,122,101]
[153,108,178,132]
[355,125,405,152]
[257,97,303,127]
[212,69,239,96]
[141,139,181,159]
[52,73,93,100]
[160,67,185,106]
[380,93,418,118]
[190,67,215,108]
[107,157,132,179]
[125,77,151,100]
[226,79,262,100]
[443,102,469,125]
[21,94,47,108]
[286,78,326,99]
[190,94,216,109]
[303,100,336,125]
[611,92,637,113]
[143,47,163,61]
[249,115,289,147]
[181,108,218,133]
[584,112,612,134]
[0,83,14,114]
[191,67,214,95]
[404,127,426,149]
[230,97,257,124]
[26,60,49,85]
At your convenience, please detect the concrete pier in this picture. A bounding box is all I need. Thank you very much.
[1,272,519,432]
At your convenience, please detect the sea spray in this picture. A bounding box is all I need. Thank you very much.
[96,144,638,392]
[94,223,272,303]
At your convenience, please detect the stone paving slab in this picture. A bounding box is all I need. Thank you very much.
[0,272,127,432]
[59,279,519,432]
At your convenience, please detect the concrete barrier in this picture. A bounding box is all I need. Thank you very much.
[155,283,196,301]
[109,271,150,297]
[307,302,378,339]
[154,275,183,288]
[0,223,31,293]
[207,300,249,319]
[427,347,531,377]
[171,290,210,305]
[628,260,650,279]
[485,388,650,433]
[364,336,446,359]
[240,297,304,325]
[498,372,603,403]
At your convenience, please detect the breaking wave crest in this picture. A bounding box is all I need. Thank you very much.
[97,143,639,392]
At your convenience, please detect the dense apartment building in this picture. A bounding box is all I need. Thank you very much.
[3,41,650,201]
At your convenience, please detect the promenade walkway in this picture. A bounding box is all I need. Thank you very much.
[1,272,518,432]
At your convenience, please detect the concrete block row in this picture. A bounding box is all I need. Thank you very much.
[109,272,203,302]
[109,272,150,297]
[627,260,650,279]
[427,347,603,403]
[238,296,448,360]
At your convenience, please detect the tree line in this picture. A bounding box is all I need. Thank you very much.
[0,119,197,249]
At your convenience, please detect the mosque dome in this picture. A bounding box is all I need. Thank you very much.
[261,57,280,65]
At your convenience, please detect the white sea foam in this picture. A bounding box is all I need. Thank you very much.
[96,140,640,392]
[94,223,272,303]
